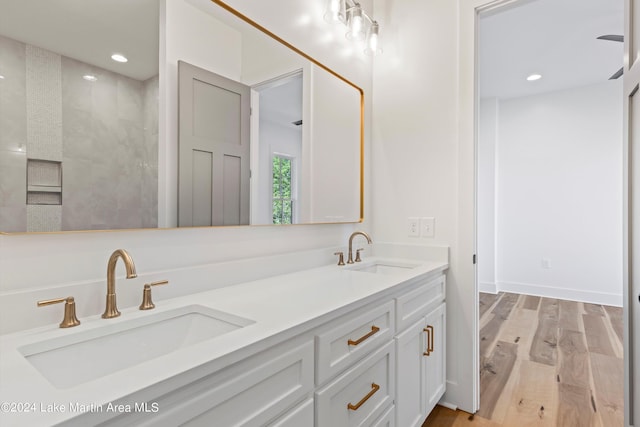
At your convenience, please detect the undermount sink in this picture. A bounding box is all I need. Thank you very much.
[19,305,254,389]
[348,260,420,275]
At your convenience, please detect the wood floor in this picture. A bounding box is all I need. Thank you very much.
[422,292,624,427]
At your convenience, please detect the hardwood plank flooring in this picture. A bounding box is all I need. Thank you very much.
[529,298,559,366]
[478,341,518,419]
[424,292,624,427]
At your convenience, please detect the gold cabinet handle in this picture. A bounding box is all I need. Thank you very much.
[139,280,169,310]
[423,327,431,356]
[347,383,380,411]
[348,326,380,346]
[37,296,81,328]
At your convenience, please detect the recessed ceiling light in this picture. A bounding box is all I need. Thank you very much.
[111,53,128,63]
[0,75,5,79]
[526,74,542,81]
[83,75,98,82]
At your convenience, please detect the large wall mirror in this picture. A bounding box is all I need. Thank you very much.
[0,0,363,233]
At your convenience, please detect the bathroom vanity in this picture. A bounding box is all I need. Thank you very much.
[0,246,447,427]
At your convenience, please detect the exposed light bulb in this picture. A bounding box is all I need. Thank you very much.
[364,21,382,56]
[111,53,128,63]
[526,74,542,81]
[324,0,345,23]
[346,4,365,41]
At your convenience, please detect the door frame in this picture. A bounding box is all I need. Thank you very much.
[623,0,639,425]
[462,0,634,422]
[459,0,558,413]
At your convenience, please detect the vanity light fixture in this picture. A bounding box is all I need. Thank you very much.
[526,73,542,81]
[111,53,128,63]
[83,74,98,82]
[323,0,382,56]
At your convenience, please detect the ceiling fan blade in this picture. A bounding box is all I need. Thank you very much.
[598,35,624,43]
[610,67,624,80]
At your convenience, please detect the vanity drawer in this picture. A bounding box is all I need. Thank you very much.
[316,340,395,427]
[267,398,314,427]
[316,300,395,384]
[104,340,314,427]
[395,275,445,332]
[372,405,395,427]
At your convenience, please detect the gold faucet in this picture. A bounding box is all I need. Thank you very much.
[102,249,137,319]
[347,231,372,264]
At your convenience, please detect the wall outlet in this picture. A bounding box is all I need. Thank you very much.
[421,217,435,237]
[541,258,551,269]
[407,217,420,237]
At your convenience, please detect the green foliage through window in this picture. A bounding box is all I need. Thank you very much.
[273,156,293,224]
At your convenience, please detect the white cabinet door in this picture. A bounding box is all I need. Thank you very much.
[395,318,427,427]
[424,303,446,415]
[395,302,446,426]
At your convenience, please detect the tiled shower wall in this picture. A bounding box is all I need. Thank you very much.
[0,35,158,232]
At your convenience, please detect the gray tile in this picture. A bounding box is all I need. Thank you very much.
[0,206,26,232]
[61,157,93,230]
[0,36,27,153]
[117,75,143,121]
[0,150,26,207]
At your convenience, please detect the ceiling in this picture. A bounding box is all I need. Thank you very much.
[479,0,624,100]
[0,0,159,81]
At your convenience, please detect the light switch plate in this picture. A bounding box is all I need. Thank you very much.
[420,217,435,237]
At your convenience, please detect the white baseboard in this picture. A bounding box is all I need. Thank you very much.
[478,281,497,294]
[497,281,622,307]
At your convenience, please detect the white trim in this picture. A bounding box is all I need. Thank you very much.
[478,282,497,294]
[497,281,623,307]
[438,397,458,411]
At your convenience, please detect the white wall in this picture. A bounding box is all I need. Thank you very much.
[0,0,372,332]
[372,0,472,412]
[482,81,623,305]
[308,64,361,222]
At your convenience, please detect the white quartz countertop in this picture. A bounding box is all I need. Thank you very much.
[0,256,447,426]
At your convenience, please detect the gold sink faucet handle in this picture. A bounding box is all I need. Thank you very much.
[355,248,364,262]
[334,252,345,266]
[37,296,81,328]
[139,280,169,310]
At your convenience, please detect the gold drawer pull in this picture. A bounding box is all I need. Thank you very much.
[348,326,380,346]
[427,325,434,353]
[347,383,380,411]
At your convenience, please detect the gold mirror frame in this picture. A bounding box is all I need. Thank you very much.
[0,0,364,235]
